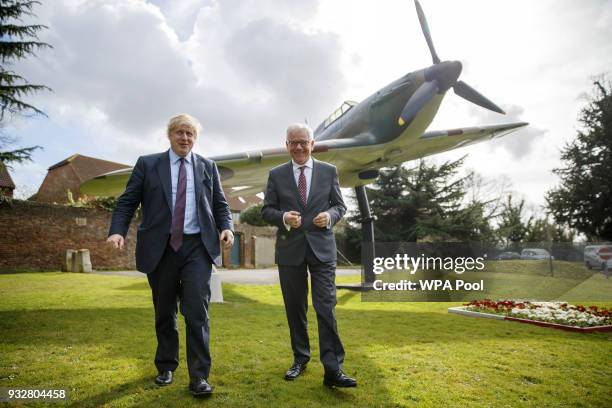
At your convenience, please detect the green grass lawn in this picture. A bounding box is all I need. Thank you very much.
[0,272,611,407]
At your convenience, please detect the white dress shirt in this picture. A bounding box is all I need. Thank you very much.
[169,148,200,234]
[283,157,330,230]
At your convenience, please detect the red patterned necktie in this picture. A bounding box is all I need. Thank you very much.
[298,166,307,206]
[170,158,186,251]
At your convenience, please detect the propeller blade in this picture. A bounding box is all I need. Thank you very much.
[398,79,439,126]
[414,0,440,64]
[453,80,505,114]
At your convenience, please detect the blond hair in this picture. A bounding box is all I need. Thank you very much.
[167,114,201,137]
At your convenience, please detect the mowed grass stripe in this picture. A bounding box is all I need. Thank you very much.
[0,272,610,407]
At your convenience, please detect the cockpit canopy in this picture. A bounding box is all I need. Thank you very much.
[322,100,358,129]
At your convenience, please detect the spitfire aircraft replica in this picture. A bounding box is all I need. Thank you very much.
[82,0,528,280]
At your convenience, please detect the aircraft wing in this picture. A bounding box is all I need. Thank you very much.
[211,137,369,197]
[413,122,529,158]
[79,137,366,198]
[80,122,527,196]
[79,167,135,198]
[329,121,529,187]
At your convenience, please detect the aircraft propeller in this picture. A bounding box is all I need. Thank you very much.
[398,0,505,126]
[414,0,440,65]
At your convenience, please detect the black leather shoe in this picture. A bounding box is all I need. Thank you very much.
[154,371,173,386]
[284,362,307,380]
[189,378,213,396]
[323,370,357,388]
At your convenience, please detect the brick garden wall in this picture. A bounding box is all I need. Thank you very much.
[0,200,138,271]
[0,199,277,272]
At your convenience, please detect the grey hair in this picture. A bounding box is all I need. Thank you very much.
[286,123,313,140]
[167,113,201,137]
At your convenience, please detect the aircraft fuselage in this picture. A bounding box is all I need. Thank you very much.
[311,64,456,186]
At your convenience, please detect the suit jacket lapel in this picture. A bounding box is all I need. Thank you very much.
[156,150,172,211]
[307,158,318,207]
[193,154,211,202]
[287,161,304,211]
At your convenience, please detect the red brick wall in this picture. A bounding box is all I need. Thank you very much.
[0,200,276,272]
[0,200,137,271]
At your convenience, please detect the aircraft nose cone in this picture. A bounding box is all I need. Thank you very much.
[450,60,462,81]
[424,61,462,91]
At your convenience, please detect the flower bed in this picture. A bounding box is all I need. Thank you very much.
[448,299,612,333]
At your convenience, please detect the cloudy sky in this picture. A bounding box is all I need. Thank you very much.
[5,0,612,213]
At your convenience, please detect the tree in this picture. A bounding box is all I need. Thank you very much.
[240,203,268,226]
[495,194,533,247]
[546,79,612,241]
[525,216,575,243]
[0,0,51,165]
[0,136,39,164]
[348,157,495,243]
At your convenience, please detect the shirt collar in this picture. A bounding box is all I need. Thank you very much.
[292,157,313,171]
[169,148,193,165]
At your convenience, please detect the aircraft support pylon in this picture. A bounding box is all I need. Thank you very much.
[336,185,376,290]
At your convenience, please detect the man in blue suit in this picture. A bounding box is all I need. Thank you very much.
[107,114,233,397]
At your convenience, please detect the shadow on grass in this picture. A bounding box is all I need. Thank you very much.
[66,376,152,408]
[2,279,611,407]
[2,286,609,350]
[115,281,150,291]
[337,291,359,305]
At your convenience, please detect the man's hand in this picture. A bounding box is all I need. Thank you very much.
[313,212,330,228]
[107,234,125,250]
[284,211,302,229]
[220,229,234,249]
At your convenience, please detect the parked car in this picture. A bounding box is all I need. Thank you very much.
[520,248,552,260]
[495,251,521,260]
[583,244,612,270]
[604,258,612,278]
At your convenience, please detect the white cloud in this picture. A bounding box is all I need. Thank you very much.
[7,0,349,196]
[5,0,612,212]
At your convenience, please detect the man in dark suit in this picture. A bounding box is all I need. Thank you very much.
[107,114,233,397]
[261,123,357,388]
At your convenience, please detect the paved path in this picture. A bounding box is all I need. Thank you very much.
[94,267,360,285]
